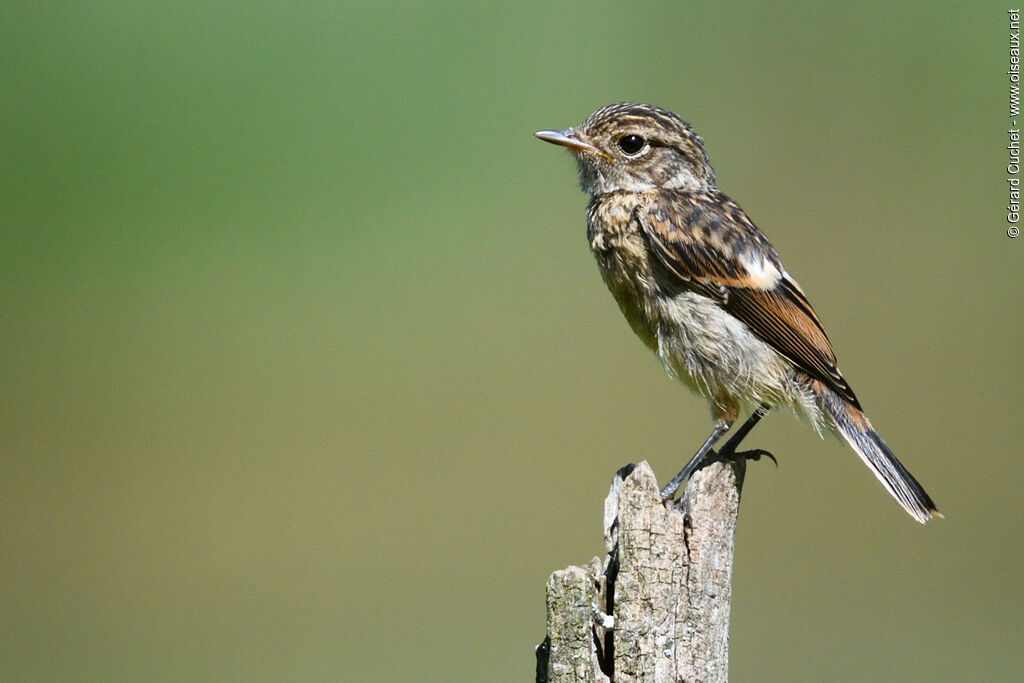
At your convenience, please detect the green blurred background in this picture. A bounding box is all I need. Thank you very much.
[2,1,1019,680]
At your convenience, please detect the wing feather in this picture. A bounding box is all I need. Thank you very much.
[639,191,861,408]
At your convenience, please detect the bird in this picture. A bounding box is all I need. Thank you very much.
[535,102,940,523]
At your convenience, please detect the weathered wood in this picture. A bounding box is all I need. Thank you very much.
[540,558,610,683]
[538,459,745,682]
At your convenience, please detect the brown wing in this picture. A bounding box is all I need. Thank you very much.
[639,191,861,409]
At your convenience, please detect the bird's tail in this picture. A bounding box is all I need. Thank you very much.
[818,387,941,523]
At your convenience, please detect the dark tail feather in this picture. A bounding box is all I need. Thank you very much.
[820,390,940,523]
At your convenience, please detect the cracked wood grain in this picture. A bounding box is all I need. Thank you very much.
[538,459,744,682]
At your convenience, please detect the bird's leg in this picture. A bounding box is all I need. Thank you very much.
[659,422,730,502]
[659,404,775,503]
[715,404,776,465]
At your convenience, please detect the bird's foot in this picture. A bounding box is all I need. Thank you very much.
[660,446,778,504]
[712,447,778,468]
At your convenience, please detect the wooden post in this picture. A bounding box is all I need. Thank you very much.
[537,459,745,682]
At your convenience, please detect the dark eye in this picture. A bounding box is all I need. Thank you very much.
[617,134,646,155]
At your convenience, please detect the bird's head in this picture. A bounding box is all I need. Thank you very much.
[536,102,716,196]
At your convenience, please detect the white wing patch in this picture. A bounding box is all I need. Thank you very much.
[739,253,781,289]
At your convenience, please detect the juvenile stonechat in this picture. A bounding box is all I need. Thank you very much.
[536,102,939,523]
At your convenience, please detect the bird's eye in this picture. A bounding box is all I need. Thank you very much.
[617,134,646,155]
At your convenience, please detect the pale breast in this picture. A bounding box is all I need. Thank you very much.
[586,194,662,351]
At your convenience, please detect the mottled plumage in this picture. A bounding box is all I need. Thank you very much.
[536,102,939,522]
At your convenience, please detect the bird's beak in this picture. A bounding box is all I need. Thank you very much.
[535,128,612,161]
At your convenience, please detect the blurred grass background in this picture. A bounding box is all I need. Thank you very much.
[1,1,1019,680]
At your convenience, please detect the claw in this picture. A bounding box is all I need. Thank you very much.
[714,447,778,468]
[735,448,778,467]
